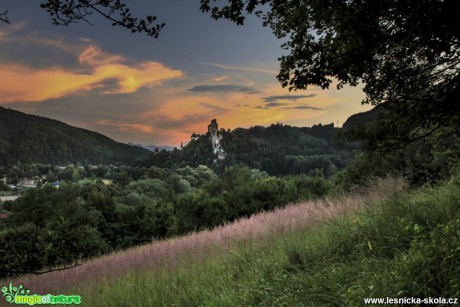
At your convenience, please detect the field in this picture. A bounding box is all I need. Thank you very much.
[3,177,459,306]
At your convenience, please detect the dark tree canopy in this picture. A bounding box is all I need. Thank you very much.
[200,0,459,95]
[200,0,460,150]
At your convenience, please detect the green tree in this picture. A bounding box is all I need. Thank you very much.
[44,222,108,267]
[113,171,131,188]
[110,203,144,248]
[80,182,119,246]
[0,223,45,275]
[143,201,175,239]
[174,190,229,233]
[4,183,109,270]
[71,168,81,181]
[46,170,56,183]
[6,166,21,185]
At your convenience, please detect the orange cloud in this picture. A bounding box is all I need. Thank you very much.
[140,89,304,144]
[88,79,366,146]
[210,75,231,82]
[79,45,124,66]
[97,120,155,134]
[0,46,182,103]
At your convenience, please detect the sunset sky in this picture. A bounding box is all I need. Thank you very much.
[0,1,370,146]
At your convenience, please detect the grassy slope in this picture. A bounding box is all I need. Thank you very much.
[6,178,460,306]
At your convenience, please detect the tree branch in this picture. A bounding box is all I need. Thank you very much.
[39,1,164,38]
[0,9,9,24]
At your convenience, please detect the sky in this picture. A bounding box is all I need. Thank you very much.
[0,1,371,146]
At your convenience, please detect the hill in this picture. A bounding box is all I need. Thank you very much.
[145,121,353,176]
[7,177,459,306]
[342,106,383,130]
[0,106,150,166]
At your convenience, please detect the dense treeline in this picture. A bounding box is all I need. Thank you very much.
[0,164,333,276]
[0,106,150,166]
[341,108,460,186]
[146,122,353,177]
[0,105,353,177]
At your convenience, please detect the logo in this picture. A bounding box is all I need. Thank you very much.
[1,282,81,305]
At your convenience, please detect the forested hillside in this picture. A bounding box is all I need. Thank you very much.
[0,104,381,176]
[146,122,353,176]
[0,107,150,165]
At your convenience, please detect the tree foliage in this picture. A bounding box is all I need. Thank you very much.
[0,163,335,276]
[200,0,460,150]
[145,122,352,177]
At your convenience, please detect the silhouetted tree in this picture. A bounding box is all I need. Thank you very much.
[200,0,460,151]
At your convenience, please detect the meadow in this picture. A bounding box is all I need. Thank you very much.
[7,176,459,306]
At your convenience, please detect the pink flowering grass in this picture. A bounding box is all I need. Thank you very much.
[5,177,405,295]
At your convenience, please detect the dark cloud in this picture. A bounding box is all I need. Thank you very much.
[2,87,164,133]
[0,34,81,70]
[284,105,322,110]
[254,103,322,110]
[262,94,316,102]
[200,102,229,113]
[265,102,286,107]
[188,84,259,94]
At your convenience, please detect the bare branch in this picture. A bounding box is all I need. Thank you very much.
[39,0,164,37]
[0,9,10,24]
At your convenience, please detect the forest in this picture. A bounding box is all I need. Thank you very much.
[0,0,458,304]
[1,105,458,277]
[0,120,346,275]
[0,106,150,166]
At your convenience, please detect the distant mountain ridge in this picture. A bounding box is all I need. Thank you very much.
[0,106,150,166]
[127,142,176,152]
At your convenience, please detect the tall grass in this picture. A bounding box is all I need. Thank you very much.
[6,177,443,306]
